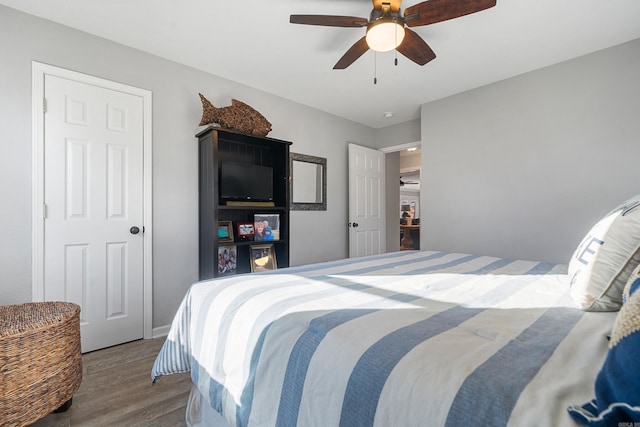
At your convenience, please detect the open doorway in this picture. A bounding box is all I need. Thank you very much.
[399,147,421,250]
[382,143,421,253]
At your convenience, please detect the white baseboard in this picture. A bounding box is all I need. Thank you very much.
[152,324,171,338]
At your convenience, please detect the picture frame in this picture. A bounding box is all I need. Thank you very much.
[253,214,280,242]
[249,244,277,272]
[217,245,237,276]
[217,220,234,242]
[236,221,255,241]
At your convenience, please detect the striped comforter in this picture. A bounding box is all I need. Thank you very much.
[152,251,616,427]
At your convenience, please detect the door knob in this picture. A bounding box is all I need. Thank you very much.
[352,222,359,228]
[130,226,140,235]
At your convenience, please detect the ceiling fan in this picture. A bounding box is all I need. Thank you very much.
[290,0,496,69]
[400,177,419,186]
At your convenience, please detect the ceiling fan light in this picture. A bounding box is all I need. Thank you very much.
[366,22,405,52]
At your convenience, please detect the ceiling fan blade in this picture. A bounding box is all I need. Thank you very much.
[396,29,436,66]
[334,37,370,69]
[372,0,402,12]
[290,15,368,27]
[404,0,496,27]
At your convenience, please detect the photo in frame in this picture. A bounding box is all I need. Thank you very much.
[217,220,233,242]
[249,244,277,272]
[236,221,255,241]
[218,245,237,276]
[253,214,280,241]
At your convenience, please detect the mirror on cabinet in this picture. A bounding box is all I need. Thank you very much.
[290,152,327,211]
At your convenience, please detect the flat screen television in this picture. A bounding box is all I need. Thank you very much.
[220,162,273,201]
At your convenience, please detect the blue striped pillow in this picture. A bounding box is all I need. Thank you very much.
[623,264,640,305]
[568,274,640,424]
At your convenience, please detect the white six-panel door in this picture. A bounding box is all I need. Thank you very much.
[348,143,386,257]
[42,73,145,352]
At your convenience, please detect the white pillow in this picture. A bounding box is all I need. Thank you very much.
[568,195,640,311]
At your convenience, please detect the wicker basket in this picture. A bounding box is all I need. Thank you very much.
[0,302,82,427]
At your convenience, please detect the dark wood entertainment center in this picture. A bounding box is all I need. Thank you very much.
[197,127,292,279]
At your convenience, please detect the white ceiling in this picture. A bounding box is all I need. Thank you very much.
[3,0,640,128]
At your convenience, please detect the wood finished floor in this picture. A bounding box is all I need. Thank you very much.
[30,337,192,427]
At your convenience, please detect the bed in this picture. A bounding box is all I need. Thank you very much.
[152,249,620,426]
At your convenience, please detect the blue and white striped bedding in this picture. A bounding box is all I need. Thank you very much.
[152,250,617,426]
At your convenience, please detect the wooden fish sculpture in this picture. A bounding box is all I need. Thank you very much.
[198,93,272,137]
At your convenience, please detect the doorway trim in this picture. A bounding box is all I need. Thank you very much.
[379,141,421,154]
[31,61,153,340]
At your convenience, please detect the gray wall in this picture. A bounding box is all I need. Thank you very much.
[3,4,639,329]
[420,38,640,264]
[374,118,421,149]
[0,5,375,327]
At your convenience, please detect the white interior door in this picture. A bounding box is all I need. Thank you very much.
[42,74,145,352]
[348,143,386,257]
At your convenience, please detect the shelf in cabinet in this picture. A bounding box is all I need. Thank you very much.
[219,205,287,211]
[220,239,287,248]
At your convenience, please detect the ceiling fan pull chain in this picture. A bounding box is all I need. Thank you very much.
[395,26,399,66]
[374,51,378,85]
